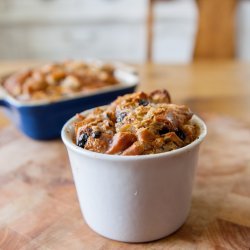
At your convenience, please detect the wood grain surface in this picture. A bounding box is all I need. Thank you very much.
[0,61,250,249]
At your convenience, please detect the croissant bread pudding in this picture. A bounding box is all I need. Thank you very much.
[2,60,119,102]
[73,90,199,156]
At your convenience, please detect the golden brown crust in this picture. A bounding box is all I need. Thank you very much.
[150,89,171,104]
[2,60,119,101]
[106,132,137,155]
[122,141,145,156]
[74,90,199,155]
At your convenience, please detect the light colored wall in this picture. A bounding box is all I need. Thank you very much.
[0,0,198,63]
[236,0,250,61]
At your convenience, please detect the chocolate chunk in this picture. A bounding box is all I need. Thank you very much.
[77,133,89,147]
[138,99,149,106]
[176,129,186,141]
[92,131,102,138]
[116,112,127,122]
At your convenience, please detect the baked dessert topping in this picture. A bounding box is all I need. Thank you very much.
[2,60,119,101]
[74,90,199,155]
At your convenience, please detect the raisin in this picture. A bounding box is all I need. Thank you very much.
[159,127,169,135]
[176,130,186,141]
[77,133,89,147]
[138,99,149,106]
[92,131,102,138]
[116,112,127,122]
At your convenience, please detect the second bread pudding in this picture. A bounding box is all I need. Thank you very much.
[74,90,199,155]
[2,60,119,102]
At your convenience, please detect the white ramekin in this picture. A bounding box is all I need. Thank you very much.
[61,110,207,243]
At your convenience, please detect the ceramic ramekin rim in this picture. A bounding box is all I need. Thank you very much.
[61,108,207,162]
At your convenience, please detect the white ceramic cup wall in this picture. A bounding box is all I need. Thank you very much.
[62,112,207,243]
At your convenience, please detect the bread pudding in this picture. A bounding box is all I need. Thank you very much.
[74,90,199,155]
[2,60,119,102]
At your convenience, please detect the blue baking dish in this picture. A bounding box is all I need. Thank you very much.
[0,67,138,140]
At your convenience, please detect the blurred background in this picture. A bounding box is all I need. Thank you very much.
[0,0,250,63]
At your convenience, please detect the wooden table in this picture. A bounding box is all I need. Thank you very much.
[0,61,250,249]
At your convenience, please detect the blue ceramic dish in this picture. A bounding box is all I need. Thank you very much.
[0,68,138,140]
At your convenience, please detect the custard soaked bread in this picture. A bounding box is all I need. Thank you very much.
[74,90,199,155]
[3,60,119,101]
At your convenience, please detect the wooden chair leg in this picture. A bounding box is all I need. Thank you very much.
[146,0,154,63]
[194,0,237,59]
